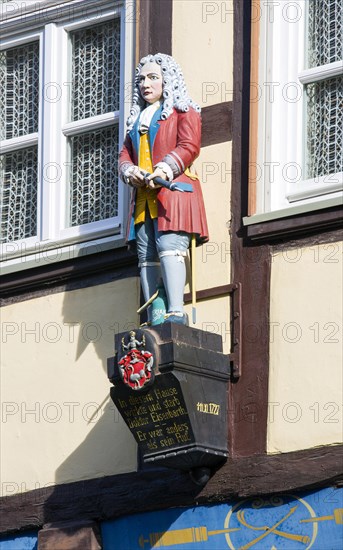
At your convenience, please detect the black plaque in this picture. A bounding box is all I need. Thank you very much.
[109,324,230,471]
[111,374,194,456]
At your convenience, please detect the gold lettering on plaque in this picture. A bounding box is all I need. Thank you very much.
[196,402,220,415]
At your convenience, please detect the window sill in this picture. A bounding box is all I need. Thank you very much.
[243,197,343,241]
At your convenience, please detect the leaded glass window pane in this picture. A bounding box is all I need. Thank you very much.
[0,147,38,243]
[305,1,343,179]
[308,0,343,68]
[71,19,120,121]
[0,42,39,140]
[69,127,119,226]
[306,76,343,178]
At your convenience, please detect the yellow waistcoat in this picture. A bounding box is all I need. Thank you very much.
[134,133,158,224]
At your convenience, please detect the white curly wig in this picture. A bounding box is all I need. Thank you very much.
[126,53,201,131]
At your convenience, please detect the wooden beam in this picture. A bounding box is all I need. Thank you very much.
[138,0,173,58]
[1,445,342,535]
[246,207,343,241]
[0,248,138,304]
[38,521,101,550]
[184,284,233,304]
[201,102,233,147]
[229,0,270,457]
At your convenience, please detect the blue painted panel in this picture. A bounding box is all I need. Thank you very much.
[102,487,343,550]
[0,532,37,550]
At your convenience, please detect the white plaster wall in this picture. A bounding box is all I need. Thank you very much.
[267,241,343,453]
[1,278,140,496]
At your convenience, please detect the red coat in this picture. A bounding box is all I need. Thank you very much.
[119,106,209,244]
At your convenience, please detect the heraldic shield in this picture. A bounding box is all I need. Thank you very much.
[118,331,155,391]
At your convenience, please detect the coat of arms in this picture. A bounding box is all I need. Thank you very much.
[118,331,154,390]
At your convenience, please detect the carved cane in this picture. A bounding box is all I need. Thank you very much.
[191,233,196,324]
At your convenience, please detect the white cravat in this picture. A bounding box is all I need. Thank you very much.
[138,101,161,134]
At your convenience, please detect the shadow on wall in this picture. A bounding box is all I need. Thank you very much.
[53,398,137,487]
[41,262,200,531]
[41,274,141,523]
[61,270,140,375]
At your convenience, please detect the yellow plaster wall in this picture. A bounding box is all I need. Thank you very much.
[184,296,231,355]
[172,0,233,107]
[267,241,343,453]
[172,0,233,352]
[184,142,232,353]
[1,278,140,496]
[1,1,235,496]
[187,141,232,290]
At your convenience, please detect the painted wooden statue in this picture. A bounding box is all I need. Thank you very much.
[119,53,208,325]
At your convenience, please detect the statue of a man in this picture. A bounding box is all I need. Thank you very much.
[119,53,209,325]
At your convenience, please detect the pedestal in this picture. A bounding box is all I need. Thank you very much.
[108,324,230,472]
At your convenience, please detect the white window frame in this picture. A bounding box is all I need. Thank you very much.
[0,0,135,274]
[244,0,343,226]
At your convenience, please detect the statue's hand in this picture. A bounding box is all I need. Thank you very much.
[129,166,146,188]
[145,167,166,189]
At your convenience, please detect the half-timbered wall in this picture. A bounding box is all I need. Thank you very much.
[0,0,342,545]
